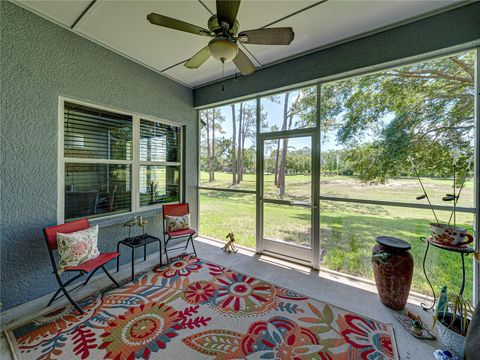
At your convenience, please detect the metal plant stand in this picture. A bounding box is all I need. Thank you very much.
[419,236,474,311]
[117,234,163,282]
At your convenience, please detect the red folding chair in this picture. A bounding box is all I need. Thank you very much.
[163,204,197,263]
[43,218,120,314]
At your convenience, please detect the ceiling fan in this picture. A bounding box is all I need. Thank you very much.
[147,0,294,76]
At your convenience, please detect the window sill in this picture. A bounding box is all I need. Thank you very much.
[89,208,164,229]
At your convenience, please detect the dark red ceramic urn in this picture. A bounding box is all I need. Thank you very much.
[372,236,414,310]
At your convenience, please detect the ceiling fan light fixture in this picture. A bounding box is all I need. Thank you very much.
[147,0,295,76]
[209,38,238,62]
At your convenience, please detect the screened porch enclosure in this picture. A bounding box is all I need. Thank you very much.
[198,48,479,302]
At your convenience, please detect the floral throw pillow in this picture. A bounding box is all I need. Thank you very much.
[56,225,100,273]
[165,214,190,232]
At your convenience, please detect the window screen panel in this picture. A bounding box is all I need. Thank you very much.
[139,165,180,207]
[260,86,317,133]
[64,102,132,160]
[140,120,180,162]
[64,163,131,220]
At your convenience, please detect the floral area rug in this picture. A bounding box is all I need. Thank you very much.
[6,255,398,359]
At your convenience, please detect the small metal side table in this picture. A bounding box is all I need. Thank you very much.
[419,236,474,311]
[117,234,162,282]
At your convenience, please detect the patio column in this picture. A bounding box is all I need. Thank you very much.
[474,47,480,305]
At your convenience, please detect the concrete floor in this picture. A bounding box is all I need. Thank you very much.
[1,237,444,359]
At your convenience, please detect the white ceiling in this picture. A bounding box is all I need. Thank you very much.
[13,0,462,88]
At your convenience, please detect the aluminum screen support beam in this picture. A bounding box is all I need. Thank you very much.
[474,47,480,305]
[256,96,263,254]
[311,83,321,270]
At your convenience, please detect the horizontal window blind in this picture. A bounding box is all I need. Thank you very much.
[64,163,131,220]
[64,102,132,160]
[139,165,180,207]
[140,120,180,163]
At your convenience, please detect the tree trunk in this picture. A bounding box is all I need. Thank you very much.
[274,139,280,186]
[236,103,243,184]
[278,138,288,196]
[278,93,290,193]
[279,114,295,195]
[206,111,212,182]
[240,130,246,181]
[231,104,237,185]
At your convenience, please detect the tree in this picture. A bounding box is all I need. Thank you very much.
[236,102,243,184]
[238,103,256,182]
[321,51,475,182]
[231,104,237,185]
[265,87,318,192]
[200,108,225,182]
[225,101,259,185]
[277,92,291,195]
[276,92,306,195]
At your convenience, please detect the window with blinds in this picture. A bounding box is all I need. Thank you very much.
[64,103,132,160]
[61,101,182,221]
[139,120,181,207]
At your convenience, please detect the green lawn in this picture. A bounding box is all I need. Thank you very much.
[199,172,475,300]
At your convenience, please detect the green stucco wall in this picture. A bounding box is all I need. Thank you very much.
[0,1,197,310]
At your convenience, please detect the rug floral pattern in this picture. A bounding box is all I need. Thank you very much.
[7,255,397,359]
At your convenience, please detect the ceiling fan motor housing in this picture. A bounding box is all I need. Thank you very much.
[208,38,238,62]
[208,15,239,35]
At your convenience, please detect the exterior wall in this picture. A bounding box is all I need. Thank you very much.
[0,1,197,310]
[194,2,480,107]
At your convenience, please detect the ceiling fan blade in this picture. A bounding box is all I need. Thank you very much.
[233,48,255,76]
[238,27,294,45]
[184,46,211,69]
[216,0,240,29]
[147,13,211,37]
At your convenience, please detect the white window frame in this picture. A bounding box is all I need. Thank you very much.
[57,96,183,223]
[137,116,183,211]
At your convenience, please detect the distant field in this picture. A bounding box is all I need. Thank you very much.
[199,171,475,300]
